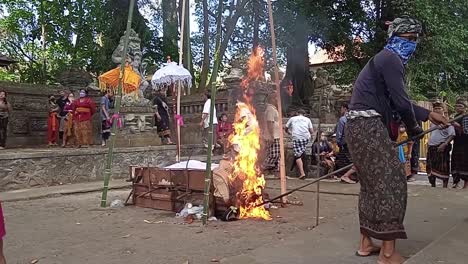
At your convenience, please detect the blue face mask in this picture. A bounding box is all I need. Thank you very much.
[384,36,417,65]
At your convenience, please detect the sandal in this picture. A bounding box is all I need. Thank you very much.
[298,175,306,180]
[355,247,381,257]
[341,177,357,184]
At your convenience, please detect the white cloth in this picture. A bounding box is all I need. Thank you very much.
[165,160,219,170]
[428,123,455,146]
[203,99,218,128]
[286,115,313,140]
[264,104,280,140]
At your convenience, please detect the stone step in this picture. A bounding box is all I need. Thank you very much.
[405,219,468,264]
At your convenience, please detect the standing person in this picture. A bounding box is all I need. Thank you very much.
[335,103,358,184]
[62,92,75,147]
[47,95,60,146]
[285,109,314,179]
[0,91,12,150]
[426,102,455,188]
[345,17,448,263]
[153,88,174,145]
[100,90,113,147]
[451,99,468,189]
[56,90,70,141]
[261,94,281,173]
[73,89,96,148]
[216,113,233,155]
[0,201,6,264]
[200,91,218,149]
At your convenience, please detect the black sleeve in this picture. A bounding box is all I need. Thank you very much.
[381,54,420,131]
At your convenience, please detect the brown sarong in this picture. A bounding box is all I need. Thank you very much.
[346,116,407,240]
[75,120,93,146]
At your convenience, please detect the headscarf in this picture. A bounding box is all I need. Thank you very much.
[455,98,467,107]
[384,16,423,64]
[386,16,423,39]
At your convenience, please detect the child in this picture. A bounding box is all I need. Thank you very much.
[396,124,413,180]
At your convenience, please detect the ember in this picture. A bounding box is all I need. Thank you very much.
[228,47,272,220]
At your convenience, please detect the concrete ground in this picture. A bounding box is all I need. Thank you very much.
[2,179,468,264]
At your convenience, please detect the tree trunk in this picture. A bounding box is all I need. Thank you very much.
[282,20,311,109]
[252,0,260,49]
[162,0,179,61]
[198,0,211,92]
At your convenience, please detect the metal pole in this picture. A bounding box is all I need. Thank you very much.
[101,0,136,207]
[315,84,324,227]
[267,0,287,203]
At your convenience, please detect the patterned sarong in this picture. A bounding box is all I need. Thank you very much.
[426,144,451,179]
[262,139,280,170]
[346,116,407,240]
[75,120,93,146]
[292,138,309,157]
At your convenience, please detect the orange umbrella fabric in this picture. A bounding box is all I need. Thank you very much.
[99,65,141,95]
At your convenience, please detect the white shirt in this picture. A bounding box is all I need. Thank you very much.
[202,99,218,128]
[428,123,455,146]
[286,115,313,140]
[264,104,280,140]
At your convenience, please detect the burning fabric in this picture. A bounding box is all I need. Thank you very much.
[226,47,272,221]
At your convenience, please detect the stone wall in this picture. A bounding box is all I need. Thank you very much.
[0,144,205,191]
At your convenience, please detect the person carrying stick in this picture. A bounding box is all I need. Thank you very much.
[345,17,448,264]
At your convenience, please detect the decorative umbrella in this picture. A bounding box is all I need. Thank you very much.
[99,65,141,95]
[151,62,192,90]
[151,62,192,162]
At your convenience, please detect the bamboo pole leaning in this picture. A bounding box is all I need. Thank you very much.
[176,0,187,162]
[100,0,136,208]
[201,62,219,225]
[267,0,287,204]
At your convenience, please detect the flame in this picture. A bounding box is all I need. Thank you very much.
[228,47,271,221]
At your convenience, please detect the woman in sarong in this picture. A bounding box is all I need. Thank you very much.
[0,201,6,264]
[452,99,468,189]
[73,89,96,147]
[153,88,174,145]
[426,102,455,188]
[62,93,75,147]
[217,113,233,154]
[47,95,60,146]
[345,17,448,264]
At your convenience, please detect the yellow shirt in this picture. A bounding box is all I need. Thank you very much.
[397,132,409,154]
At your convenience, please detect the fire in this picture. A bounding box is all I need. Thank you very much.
[228,47,271,220]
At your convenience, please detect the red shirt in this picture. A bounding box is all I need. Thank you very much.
[217,121,233,139]
[73,97,96,122]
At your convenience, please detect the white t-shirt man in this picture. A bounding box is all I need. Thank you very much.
[202,99,218,128]
[286,115,313,140]
[428,123,455,146]
[264,104,280,141]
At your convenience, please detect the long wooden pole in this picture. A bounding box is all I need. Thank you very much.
[267,0,287,203]
[100,0,135,207]
[176,0,187,162]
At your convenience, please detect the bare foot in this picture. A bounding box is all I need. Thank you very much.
[356,234,380,257]
[377,250,405,264]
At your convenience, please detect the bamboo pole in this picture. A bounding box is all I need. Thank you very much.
[175,0,187,162]
[315,84,324,227]
[100,0,136,208]
[267,0,287,203]
[201,48,223,225]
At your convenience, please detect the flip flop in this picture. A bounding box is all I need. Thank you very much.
[355,247,381,257]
